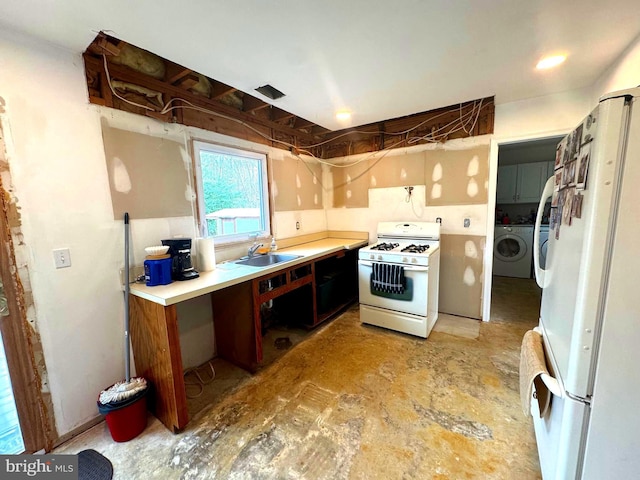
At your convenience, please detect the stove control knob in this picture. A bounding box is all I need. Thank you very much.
[369,254,375,260]
[411,258,418,264]
[377,255,383,261]
[402,257,408,263]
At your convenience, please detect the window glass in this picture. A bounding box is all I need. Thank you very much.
[193,141,270,242]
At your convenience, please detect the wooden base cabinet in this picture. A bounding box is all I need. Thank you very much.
[129,247,360,432]
[129,295,188,433]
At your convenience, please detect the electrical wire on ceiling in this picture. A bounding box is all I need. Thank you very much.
[101,54,492,171]
[103,54,157,112]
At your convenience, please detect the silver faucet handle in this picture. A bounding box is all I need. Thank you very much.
[248,240,264,257]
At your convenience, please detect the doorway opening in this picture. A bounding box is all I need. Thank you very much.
[0,118,52,453]
[0,328,24,454]
[490,136,562,324]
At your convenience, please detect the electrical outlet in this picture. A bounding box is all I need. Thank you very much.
[119,265,145,286]
[436,217,442,224]
[296,221,301,230]
[53,248,71,269]
[464,218,471,228]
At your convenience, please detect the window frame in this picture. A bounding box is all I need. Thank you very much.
[192,140,272,245]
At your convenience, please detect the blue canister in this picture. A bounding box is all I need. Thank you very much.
[144,257,172,286]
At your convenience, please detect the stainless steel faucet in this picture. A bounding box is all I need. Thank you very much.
[248,237,263,257]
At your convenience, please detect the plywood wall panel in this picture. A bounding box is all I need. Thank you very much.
[424,146,489,206]
[330,159,372,208]
[272,156,323,211]
[101,124,192,219]
[369,152,426,189]
[438,234,485,319]
[272,156,297,211]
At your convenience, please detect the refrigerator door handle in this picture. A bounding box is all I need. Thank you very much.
[540,373,564,398]
[532,326,564,398]
[534,176,554,288]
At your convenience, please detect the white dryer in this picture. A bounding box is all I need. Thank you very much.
[493,225,534,278]
[539,225,550,269]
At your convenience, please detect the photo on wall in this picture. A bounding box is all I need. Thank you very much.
[562,160,577,188]
[550,207,558,230]
[576,142,591,190]
[570,124,583,160]
[554,167,563,191]
[566,130,576,160]
[555,140,566,170]
[562,187,575,227]
[556,189,566,232]
[572,192,584,219]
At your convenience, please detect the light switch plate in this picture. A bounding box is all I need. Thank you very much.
[53,248,71,268]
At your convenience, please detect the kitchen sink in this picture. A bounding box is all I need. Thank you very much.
[235,253,302,267]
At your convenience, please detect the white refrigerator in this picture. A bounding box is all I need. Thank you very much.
[531,88,640,479]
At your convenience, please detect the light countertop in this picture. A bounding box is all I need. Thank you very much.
[129,237,368,306]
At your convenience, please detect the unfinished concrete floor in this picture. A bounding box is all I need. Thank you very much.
[55,277,542,479]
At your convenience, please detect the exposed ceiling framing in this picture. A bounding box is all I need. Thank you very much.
[83,33,494,159]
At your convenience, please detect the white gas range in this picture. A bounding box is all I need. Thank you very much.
[358,222,440,338]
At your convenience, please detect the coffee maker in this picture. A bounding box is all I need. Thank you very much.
[161,238,199,281]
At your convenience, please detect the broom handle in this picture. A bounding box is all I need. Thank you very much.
[124,212,131,383]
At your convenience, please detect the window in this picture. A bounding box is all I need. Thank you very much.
[193,141,271,243]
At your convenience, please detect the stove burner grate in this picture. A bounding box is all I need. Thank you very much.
[370,242,399,251]
[400,244,431,253]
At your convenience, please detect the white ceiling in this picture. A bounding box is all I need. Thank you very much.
[1,1,639,130]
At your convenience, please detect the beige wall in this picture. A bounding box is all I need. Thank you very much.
[326,141,491,319]
[330,146,489,210]
[424,147,488,206]
[102,124,192,219]
[439,234,485,319]
[592,33,640,102]
[271,155,323,211]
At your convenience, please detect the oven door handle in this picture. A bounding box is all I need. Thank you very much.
[358,260,429,272]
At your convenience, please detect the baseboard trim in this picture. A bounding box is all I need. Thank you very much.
[51,415,104,450]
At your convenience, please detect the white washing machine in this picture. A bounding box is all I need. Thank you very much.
[493,225,534,278]
[539,225,550,270]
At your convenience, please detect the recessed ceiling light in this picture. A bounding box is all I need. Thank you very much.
[336,111,351,121]
[536,55,567,70]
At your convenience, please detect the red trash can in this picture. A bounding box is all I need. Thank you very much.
[97,386,148,442]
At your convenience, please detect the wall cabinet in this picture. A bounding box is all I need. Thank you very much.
[497,161,551,204]
[496,164,518,204]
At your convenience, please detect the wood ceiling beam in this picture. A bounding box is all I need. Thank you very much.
[177,74,200,90]
[310,125,331,136]
[84,54,318,142]
[271,108,295,123]
[92,34,121,56]
[293,118,315,129]
[167,68,193,85]
[243,95,270,113]
[211,81,237,99]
